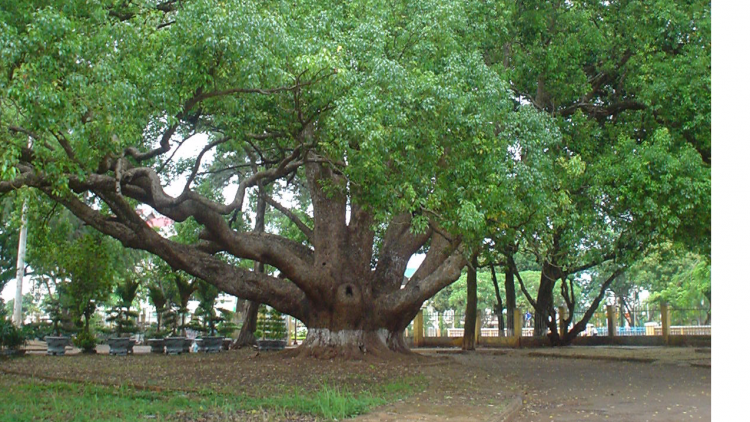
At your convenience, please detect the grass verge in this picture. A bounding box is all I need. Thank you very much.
[0,373,421,422]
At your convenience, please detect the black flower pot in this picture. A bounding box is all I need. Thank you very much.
[147,339,165,354]
[257,339,286,351]
[164,337,188,355]
[108,338,130,356]
[44,336,69,356]
[197,336,223,353]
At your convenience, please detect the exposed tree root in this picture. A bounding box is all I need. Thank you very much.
[282,329,420,361]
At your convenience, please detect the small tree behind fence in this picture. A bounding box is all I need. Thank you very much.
[255,305,287,341]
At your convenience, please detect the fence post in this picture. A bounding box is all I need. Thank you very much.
[475,311,482,344]
[513,309,522,345]
[558,306,566,338]
[607,305,616,337]
[660,302,670,344]
[287,315,293,344]
[414,310,424,347]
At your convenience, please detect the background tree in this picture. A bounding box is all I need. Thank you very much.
[0,196,21,291]
[63,233,120,332]
[472,0,711,344]
[462,255,479,351]
[5,293,40,322]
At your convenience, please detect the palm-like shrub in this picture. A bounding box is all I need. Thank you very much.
[193,281,223,336]
[0,302,25,351]
[106,279,140,337]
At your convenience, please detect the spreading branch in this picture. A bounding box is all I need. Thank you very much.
[258,189,313,240]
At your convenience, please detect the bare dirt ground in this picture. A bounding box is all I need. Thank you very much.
[429,347,711,422]
[1,347,425,396]
[1,347,518,421]
[3,345,710,421]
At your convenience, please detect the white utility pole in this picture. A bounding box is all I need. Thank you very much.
[12,201,28,326]
[12,137,32,327]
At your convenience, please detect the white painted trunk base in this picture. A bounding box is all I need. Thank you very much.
[300,328,408,356]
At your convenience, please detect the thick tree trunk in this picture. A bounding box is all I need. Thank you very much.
[232,190,267,349]
[489,264,504,334]
[505,265,516,336]
[534,262,559,337]
[288,278,421,359]
[555,269,626,346]
[534,283,552,336]
[232,299,260,349]
[292,328,410,359]
[462,257,478,351]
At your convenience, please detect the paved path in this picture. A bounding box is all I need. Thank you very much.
[446,348,710,422]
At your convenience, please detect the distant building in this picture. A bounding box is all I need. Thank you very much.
[136,208,174,229]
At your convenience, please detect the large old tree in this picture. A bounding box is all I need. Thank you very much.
[0,1,555,356]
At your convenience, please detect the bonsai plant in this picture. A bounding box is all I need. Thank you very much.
[72,328,97,354]
[216,308,238,350]
[163,309,190,355]
[68,298,100,354]
[160,273,196,355]
[173,274,197,336]
[145,284,170,353]
[192,281,224,353]
[255,305,287,351]
[42,296,72,355]
[106,278,140,356]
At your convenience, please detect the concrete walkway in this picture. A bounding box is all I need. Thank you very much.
[423,347,710,422]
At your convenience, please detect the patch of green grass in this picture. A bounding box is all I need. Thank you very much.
[0,376,226,422]
[258,385,383,420]
[0,374,422,421]
[259,379,424,420]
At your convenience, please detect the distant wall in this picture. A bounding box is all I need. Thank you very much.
[408,335,711,349]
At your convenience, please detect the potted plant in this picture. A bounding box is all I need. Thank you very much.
[106,279,140,356]
[143,326,166,353]
[42,297,71,355]
[217,308,238,350]
[164,334,189,355]
[192,281,224,353]
[162,305,188,354]
[72,328,97,354]
[255,305,287,351]
[162,274,196,355]
[145,284,170,354]
[69,298,101,354]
